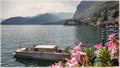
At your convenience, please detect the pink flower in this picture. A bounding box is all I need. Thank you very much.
[49,64,55,68]
[74,44,82,51]
[65,58,74,67]
[108,46,112,52]
[105,41,112,47]
[71,53,80,62]
[66,61,74,67]
[108,34,115,41]
[106,42,117,57]
[65,58,72,63]
[106,42,117,51]
[71,49,77,53]
[65,58,78,67]
[94,44,102,49]
[49,63,62,68]
[56,63,62,68]
[112,43,117,49]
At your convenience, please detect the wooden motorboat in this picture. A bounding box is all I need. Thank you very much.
[13,45,71,61]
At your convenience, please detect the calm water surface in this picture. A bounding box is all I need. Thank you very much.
[1,25,102,67]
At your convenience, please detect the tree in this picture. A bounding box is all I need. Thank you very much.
[112,9,119,18]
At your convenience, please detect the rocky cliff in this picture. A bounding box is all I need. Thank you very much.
[69,1,119,25]
[73,1,95,19]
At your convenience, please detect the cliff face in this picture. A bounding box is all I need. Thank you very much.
[72,1,119,25]
[73,1,95,19]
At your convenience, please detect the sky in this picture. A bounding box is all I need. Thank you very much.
[1,0,81,19]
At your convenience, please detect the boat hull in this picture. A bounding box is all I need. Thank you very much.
[14,51,70,61]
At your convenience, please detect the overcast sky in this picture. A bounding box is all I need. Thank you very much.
[1,0,81,19]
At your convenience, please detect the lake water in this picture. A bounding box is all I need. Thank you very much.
[1,25,102,67]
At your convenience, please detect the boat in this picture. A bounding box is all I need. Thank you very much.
[13,45,71,61]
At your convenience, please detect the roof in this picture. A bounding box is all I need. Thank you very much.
[34,45,57,49]
[16,48,26,52]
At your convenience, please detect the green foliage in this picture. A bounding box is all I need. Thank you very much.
[50,37,119,67]
[98,47,112,66]
[90,17,97,22]
[107,10,114,17]
[62,61,66,67]
[86,48,92,54]
[112,9,119,18]
[86,48,96,66]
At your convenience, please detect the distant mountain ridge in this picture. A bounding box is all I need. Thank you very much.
[53,12,73,19]
[1,12,73,25]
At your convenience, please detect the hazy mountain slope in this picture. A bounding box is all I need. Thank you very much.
[64,1,119,25]
[73,1,95,19]
[1,17,30,25]
[73,1,119,20]
[1,12,73,25]
[53,12,73,19]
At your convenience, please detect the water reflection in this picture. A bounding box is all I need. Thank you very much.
[15,58,58,67]
[74,25,102,47]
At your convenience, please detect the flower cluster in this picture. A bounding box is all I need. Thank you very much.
[105,34,119,58]
[94,34,119,66]
[49,42,95,68]
[49,34,119,67]
[65,42,88,67]
[49,61,63,68]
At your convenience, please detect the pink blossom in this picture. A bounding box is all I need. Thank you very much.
[49,64,55,68]
[74,44,82,51]
[94,44,102,49]
[71,53,80,62]
[66,61,74,67]
[105,41,112,47]
[56,63,62,68]
[110,48,117,57]
[106,42,117,52]
[108,46,112,52]
[109,43,117,57]
[65,58,74,67]
[65,58,72,64]
[65,58,78,67]
[71,49,77,53]
[111,43,117,49]
[108,34,115,41]
[49,63,62,68]
[106,42,117,57]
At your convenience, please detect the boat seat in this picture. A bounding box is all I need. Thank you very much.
[64,46,71,53]
[58,49,63,53]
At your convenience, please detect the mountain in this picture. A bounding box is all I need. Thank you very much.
[30,13,60,24]
[0,18,4,22]
[73,1,95,19]
[1,17,30,25]
[66,1,119,25]
[77,1,119,19]
[52,12,73,19]
[64,1,95,25]
[1,13,73,25]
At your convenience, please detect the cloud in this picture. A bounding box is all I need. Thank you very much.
[1,0,80,19]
